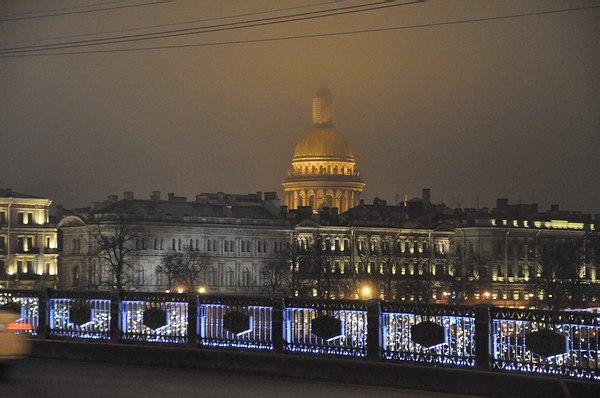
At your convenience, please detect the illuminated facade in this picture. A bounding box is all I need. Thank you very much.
[284,196,600,309]
[0,188,59,289]
[451,200,599,309]
[58,191,289,294]
[282,88,365,213]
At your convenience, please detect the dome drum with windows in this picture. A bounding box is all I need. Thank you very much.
[283,88,365,213]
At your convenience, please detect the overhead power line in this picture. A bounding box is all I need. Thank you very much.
[0,4,597,58]
[0,0,340,46]
[0,0,420,55]
[0,1,170,22]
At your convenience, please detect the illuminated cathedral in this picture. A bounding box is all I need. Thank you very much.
[282,88,365,213]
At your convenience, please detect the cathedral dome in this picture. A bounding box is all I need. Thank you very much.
[293,127,354,160]
[283,87,364,213]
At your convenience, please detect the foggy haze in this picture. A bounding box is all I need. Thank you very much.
[1,0,598,213]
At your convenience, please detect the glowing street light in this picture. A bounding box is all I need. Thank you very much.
[198,286,207,294]
[361,286,372,300]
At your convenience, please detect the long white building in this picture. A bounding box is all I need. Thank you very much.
[58,191,290,294]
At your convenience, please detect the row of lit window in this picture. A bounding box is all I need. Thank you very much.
[0,210,48,225]
[1,258,57,275]
[491,219,591,230]
[0,235,56,252]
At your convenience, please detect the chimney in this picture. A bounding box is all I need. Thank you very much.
[256,191,263,200]
[123,191,134,201]
[168,193,175,201]
[150,191,161,201]
[223,205,232,217]
[422,188,431,210]
[280,205,288,215]
[217,192,225,203]
[264,192,277,201]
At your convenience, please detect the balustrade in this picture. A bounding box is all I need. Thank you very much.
[0,288,598,381]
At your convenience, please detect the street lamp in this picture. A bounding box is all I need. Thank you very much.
[361,286,372,300]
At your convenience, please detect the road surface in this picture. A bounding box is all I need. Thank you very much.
[1,358,478,398]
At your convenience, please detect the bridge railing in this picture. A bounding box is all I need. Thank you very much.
[120,292,189,344]
[48,290,111,340]
[198,296,273,350]
[283,298,368,357]
[491,307,600,380]
[1,288,598,382]
[0,289,39,336]
[380,302,476,367]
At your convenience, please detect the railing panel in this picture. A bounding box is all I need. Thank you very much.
[491,308,600,381]
[120,292,188,344]
[0,289,40,336]
[198,296,273,350]
[381,303,476,367]
[48,291,111,340]
[283,298,368,357]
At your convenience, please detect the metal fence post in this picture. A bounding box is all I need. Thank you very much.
[110,291,121,342]
[272,298,284,353]
[187,294,198,348]
[474,304,492,369]
[366,300,381,361]
[37,288,49,339]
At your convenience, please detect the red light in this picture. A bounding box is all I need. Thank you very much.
[8,322,31,331]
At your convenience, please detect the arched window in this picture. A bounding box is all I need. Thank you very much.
[224,266,234,286]
[155,265,165,286]
[135,265,144,286]
[72,265,80,287]
[206,266,217,286]
[241,267,251,287]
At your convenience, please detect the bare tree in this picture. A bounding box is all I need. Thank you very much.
[533,239,585,310]
[91,215,143,291]
[159,245,206,292]
[442,253,479,305]
[157,252,182,291]
[261,250,292,298]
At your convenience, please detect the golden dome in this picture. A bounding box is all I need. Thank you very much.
[292,127,354,160]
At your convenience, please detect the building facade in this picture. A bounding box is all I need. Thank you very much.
[0,188,59,289]
[282,88,365,213]
[58,191,290,294]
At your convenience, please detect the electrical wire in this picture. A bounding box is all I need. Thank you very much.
[0,1,125,18]
[0,0,340,46]
[0,4,597,58]
[0,1,169,22]
[0,1,418,54]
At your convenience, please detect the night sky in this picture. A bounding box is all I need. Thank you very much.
[1,0,598,213]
